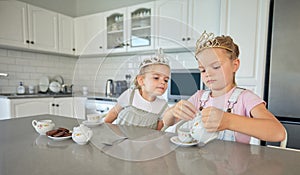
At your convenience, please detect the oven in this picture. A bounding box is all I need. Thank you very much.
[85,99,116,121]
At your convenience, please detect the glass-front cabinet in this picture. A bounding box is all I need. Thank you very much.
[104,2,155,53]
[105,8,126,52]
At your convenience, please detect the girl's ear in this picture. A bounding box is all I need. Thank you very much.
[233,58,240,72]
[136,75,144,86]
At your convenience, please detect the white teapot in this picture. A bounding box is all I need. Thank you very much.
[32,119,55,135]
[176,113,218,144]
[72,124,93,145]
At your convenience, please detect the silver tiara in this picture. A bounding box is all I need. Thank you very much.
[139,48,170,68]
[195,31,233,55]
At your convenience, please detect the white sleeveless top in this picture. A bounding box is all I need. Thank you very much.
[114,88,168,129]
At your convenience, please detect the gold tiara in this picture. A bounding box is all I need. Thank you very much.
[139,48,170,69]
[195,31,233,55]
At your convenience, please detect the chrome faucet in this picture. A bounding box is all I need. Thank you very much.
[0,73,8,77]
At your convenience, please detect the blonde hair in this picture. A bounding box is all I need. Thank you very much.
[133,64,170,90]
[195,32,240,85]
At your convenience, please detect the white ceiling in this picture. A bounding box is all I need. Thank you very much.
[18,0,154,17]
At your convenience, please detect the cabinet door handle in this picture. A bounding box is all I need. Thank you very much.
[31,41,34,44]
[56,104,59,107]
[182,38,186,41]
[52,103,55,107]
[126,43,130,46]
[72,48,76,51]
[187,37,191,41]
[26,40,30,43]
[99,46,102,49]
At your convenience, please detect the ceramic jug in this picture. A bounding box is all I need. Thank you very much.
[32,119,55,135]
[176,113,218,144]
[72,124,93,145]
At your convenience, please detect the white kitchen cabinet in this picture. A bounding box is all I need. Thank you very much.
[104,1,155,53]
[58,14,75,55]
[220,0,270,97]
[1,98,53,119]
[0,97,86,119]
[50,97,73,118]
[0,1,28,48]
[73,97,87,119]
[155,0,221,49]
[74,13,105,55]
[27,4,58,52]
[0,1,75,55]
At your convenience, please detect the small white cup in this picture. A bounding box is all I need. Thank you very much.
[87,114,100,123]
[29,85,35,94]
[82,86,88,96]
[177,127,194,143]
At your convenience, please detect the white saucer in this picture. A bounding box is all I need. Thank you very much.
[48,135,72,141]
[170,136,200,147]
[82,120,103,127]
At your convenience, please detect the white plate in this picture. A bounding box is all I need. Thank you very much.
[49,81,61,93]
[82,120,103,127]
[47,135,72,141]
[170,136,200,147]
[53,75,64,85]
[39,76,49,92]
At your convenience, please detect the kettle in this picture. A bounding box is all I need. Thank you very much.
[105,79,114,96]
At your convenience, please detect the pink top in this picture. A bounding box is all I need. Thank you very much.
[188,87,265,144]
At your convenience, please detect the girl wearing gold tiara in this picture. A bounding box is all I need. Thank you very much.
[163,31,285,144]
[105,49,170,130]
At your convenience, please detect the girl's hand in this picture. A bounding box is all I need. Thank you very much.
[201,107,229,132]
[170,100,197,121]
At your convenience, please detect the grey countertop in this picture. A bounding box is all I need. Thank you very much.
[0,92,73,99]
[1,115,300,175]
[86,92,118,101]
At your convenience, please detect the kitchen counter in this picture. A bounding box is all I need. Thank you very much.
[1,115,300,175]
[0,92,73,99]
[86,92,118,101]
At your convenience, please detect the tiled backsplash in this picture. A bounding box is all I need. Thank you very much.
[0,48,77,93]
[0,48,198,94]
[73,51,198,94]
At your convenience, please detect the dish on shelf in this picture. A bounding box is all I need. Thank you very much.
[170,136,200,147]
[49,81,61,93]
[53,75,64,85]
[38,76,49,92]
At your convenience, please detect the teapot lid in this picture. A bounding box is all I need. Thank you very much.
[74,124,90,132]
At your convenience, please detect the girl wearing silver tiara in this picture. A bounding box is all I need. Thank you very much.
[104,49,170,130]
[163,31,285,144]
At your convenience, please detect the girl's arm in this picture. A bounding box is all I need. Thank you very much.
[104,104,123,123]
[156,120,164,130]
[201,103,286,142]
[163,100,197,126]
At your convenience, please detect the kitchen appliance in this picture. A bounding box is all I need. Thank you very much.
[105,79,114,96]
[61,84,73,94]
[265,0,300,149]
[114,80,127,96]
[85,99,116,120]
[168,69,204,102]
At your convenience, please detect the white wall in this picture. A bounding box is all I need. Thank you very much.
[0,48,77,93]
[72,51,198,94]
[0,47,198,94]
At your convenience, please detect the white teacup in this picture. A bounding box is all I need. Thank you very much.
[87,114,100,123]
[32,119,55,135]
[177,127,194,143]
